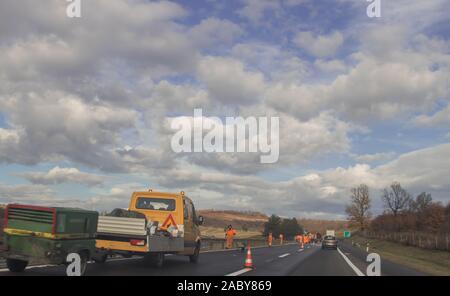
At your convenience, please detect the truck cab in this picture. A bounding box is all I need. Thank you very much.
[95,190,203,267]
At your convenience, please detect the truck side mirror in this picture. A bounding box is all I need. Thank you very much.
[197,216,204,225]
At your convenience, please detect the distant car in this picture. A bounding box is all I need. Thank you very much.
[322,235,338,250]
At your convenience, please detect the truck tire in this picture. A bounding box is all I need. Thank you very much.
[145,253,164,268]
[6,258,28,272]
[189,243,200,263]
[154,252,164,268]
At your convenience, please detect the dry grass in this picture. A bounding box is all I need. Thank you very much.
[351,234,450,276]
[198,209,267,231]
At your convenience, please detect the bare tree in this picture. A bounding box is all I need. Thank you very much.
[382,182,411,217]
[409,192,432,213]
[346,184,372,231]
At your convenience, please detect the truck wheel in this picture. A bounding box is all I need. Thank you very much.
[154,252,164,268]
[189,243,200,263]
[145,253,164,268]
[6,258,28,272]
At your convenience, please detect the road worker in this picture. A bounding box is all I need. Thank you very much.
[225,225,236,249]
[299,234,305,248]
[268,232,273,247]
[279,234,284,245]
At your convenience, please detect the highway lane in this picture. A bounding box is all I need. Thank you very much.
[338,240,428,276]
[0,244,323,276]
[0,241,427,276]
[289,248,358,276]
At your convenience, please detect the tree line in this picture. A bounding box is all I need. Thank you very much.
[346,183,450,233]
[263,215,303,239]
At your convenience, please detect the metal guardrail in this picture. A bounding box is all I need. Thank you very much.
[200,238,289,251]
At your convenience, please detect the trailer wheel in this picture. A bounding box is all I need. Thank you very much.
[189,243,200,263]
[78,251,89,276]
[93,254,107,264]
[6,258,28,273]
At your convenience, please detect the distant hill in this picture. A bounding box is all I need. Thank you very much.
[198,210,268,231]
[298,219,349,234]
[197,209,349,235]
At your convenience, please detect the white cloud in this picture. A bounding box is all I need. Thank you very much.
[283,0,308,6]
[266,53,448,122]
[237,0,281,24]
[0,0,196,81]
[150,80,211,111]
[188,18,244,49]
[353,152,396,164]
[19,166,105,186]
[196,56,266,105]
[314,59,347,73]
[163,110,358,174]
[0,91,137,170]
[293,31,344,58]
[414,104,450,127]
[232,43,310,83]
[329,55,447,121]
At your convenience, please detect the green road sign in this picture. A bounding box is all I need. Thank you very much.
[343,231,351,238]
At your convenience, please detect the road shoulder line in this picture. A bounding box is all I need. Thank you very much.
[225,268,252,276]
[337,247,365,276]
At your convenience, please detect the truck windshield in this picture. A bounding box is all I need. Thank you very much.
[135,197,176,211]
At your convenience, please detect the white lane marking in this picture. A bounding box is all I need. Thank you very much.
[298,249,304,252]
[0,256,143,273]
[278,253,290,258]
[337,247,365,276]
[226,268,252,276]
[201,242,297,253]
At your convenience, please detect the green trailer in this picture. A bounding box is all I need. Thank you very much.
[3,204,98,275]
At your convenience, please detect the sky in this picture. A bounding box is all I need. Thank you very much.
[0,0,449,219]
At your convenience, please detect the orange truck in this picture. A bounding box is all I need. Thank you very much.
[94,190,203,267]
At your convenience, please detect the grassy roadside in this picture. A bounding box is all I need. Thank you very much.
[349,234,450,276]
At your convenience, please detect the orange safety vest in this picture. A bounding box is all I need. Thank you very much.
[226,229,236,238]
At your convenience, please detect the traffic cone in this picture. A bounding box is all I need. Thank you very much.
[244,246,254,269]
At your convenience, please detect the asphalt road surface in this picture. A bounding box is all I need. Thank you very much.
[0,242,427,276]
